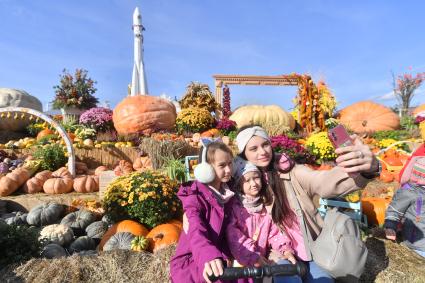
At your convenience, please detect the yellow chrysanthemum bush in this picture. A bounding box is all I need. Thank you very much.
[305,131,336,162]
[103,170,181,229]
[175,107,215,134]
[375,138,402,149]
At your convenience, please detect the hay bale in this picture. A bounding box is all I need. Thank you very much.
[0,245,176,283]
[360,231,425,283]
[139,138,198,169]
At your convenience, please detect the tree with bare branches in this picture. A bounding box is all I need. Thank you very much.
[392,71,425,117]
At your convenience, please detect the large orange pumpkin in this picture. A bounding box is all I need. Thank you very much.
[339,101,400,134]
[167,219,183,231]
[99,220,149,251]
[146,223,181,253]
[361,197,391,226]
[113,95,177,135]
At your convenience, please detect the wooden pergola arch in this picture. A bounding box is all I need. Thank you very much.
[213,74,326,132]
[0,107,76,177]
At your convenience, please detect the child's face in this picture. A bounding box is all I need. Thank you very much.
[240,171,262,198]
[210,149,233,184]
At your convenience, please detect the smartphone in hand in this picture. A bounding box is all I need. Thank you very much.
[328,124,358,177]
[328,124,353,149]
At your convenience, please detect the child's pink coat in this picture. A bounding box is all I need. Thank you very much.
[226,197,293,281]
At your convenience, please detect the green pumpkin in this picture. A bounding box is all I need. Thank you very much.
[60,210,96,236]
[26,203,64,226]
[85,221,108,240]
[2,211,27,225]
[41,243,68,259]
[103,232,134,251]
[69,236,96,253]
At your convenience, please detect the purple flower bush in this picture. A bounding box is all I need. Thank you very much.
[216,118,237,135]
[415,114,425,124]
[79,107,113,132]
[270,135,316,164]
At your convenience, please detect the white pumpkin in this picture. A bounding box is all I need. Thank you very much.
[39,224,74,246]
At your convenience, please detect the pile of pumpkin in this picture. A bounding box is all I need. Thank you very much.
[0,150,154,197]
[0,163,101,197]
[0,202,182,258]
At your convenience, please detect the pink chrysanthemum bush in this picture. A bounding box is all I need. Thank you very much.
[79,107,114,132]
[271,135,315,164]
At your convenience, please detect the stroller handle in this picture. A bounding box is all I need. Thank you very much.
[208,262,307,281]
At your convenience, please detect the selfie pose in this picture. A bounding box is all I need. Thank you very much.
[235,125,379,282]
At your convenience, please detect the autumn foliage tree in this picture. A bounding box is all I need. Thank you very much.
[393,71,425,116]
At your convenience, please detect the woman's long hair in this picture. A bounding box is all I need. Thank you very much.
[237,125,296,229]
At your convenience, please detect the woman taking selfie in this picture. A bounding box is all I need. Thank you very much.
[235,125,379,282]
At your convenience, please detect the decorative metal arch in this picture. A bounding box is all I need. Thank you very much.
[0,107,76,177]
[213,74,326,132]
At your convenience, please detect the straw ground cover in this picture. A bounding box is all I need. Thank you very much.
[0,245,176,283]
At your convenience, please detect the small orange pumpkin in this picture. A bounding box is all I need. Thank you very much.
[73,175,99,193]
[36,128,55,140]
[146,223,181,253]
[379,168,394,183]
[73,161,89,175]
[99,220,149,251]
[361,197,391,226]
[43,167,73,194]
[133,156,153,171]
[22,170,52,194]
[94,166,108,176]
[114,160,134,176]
[66,132,76,142]
[201,128,220,138]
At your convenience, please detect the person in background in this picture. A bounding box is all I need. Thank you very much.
[385,156,425,258]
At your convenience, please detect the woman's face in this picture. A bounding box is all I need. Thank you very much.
[244,136,272,168]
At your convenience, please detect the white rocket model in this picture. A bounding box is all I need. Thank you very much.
[130,7,148,96]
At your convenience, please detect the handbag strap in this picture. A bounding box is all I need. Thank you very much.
[283,179,313,260]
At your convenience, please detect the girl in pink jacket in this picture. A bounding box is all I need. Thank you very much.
[170,141,236,283]
[226,157,296,281]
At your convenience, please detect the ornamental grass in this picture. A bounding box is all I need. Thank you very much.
[138,137,198,169]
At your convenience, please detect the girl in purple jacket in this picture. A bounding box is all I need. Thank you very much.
[170,141,236,283]
[226,157,296,283]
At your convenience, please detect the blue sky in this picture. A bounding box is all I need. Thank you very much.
[1,0,424,112]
